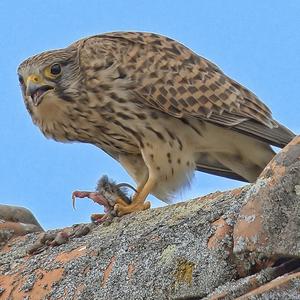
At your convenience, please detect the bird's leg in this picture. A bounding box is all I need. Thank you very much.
[114,177,154,216]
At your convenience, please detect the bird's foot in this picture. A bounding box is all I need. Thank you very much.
[114,197,151,216]
[72,176,141,222]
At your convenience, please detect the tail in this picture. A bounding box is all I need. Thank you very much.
[233,120,295,148]
[195,135,277,183]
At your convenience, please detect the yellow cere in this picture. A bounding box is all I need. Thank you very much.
[27,74,43,84]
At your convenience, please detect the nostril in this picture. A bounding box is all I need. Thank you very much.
[27,74,42,84]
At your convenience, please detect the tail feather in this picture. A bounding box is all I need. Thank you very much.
[195,152,249,182]
[233,120,295,148]
[195,140,276,183]
[204,113,295,148]
[196,164,249,182]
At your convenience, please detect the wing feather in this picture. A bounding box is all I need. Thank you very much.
[79,32,295,147]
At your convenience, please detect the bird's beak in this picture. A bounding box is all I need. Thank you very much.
[26,74,54,106]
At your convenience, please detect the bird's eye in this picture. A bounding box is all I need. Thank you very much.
[18,75,24,85]
[50,63,62,75]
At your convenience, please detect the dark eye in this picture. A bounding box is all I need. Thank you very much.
[18,74,24,85]
[50,63,61,75]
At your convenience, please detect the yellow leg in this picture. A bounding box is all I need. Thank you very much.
[114,177,156,216]
[135,176,148,194]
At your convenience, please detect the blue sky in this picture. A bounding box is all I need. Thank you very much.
[0,1,299,229]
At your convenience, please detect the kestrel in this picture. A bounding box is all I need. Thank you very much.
[18,32,295,216]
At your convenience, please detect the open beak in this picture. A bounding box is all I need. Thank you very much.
[26,75,54,106]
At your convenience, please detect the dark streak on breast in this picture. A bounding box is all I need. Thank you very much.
[146,126,165,141]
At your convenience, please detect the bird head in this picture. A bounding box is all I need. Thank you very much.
[17,47,81,111]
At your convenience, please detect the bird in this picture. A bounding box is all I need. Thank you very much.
[17,31,295,216]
